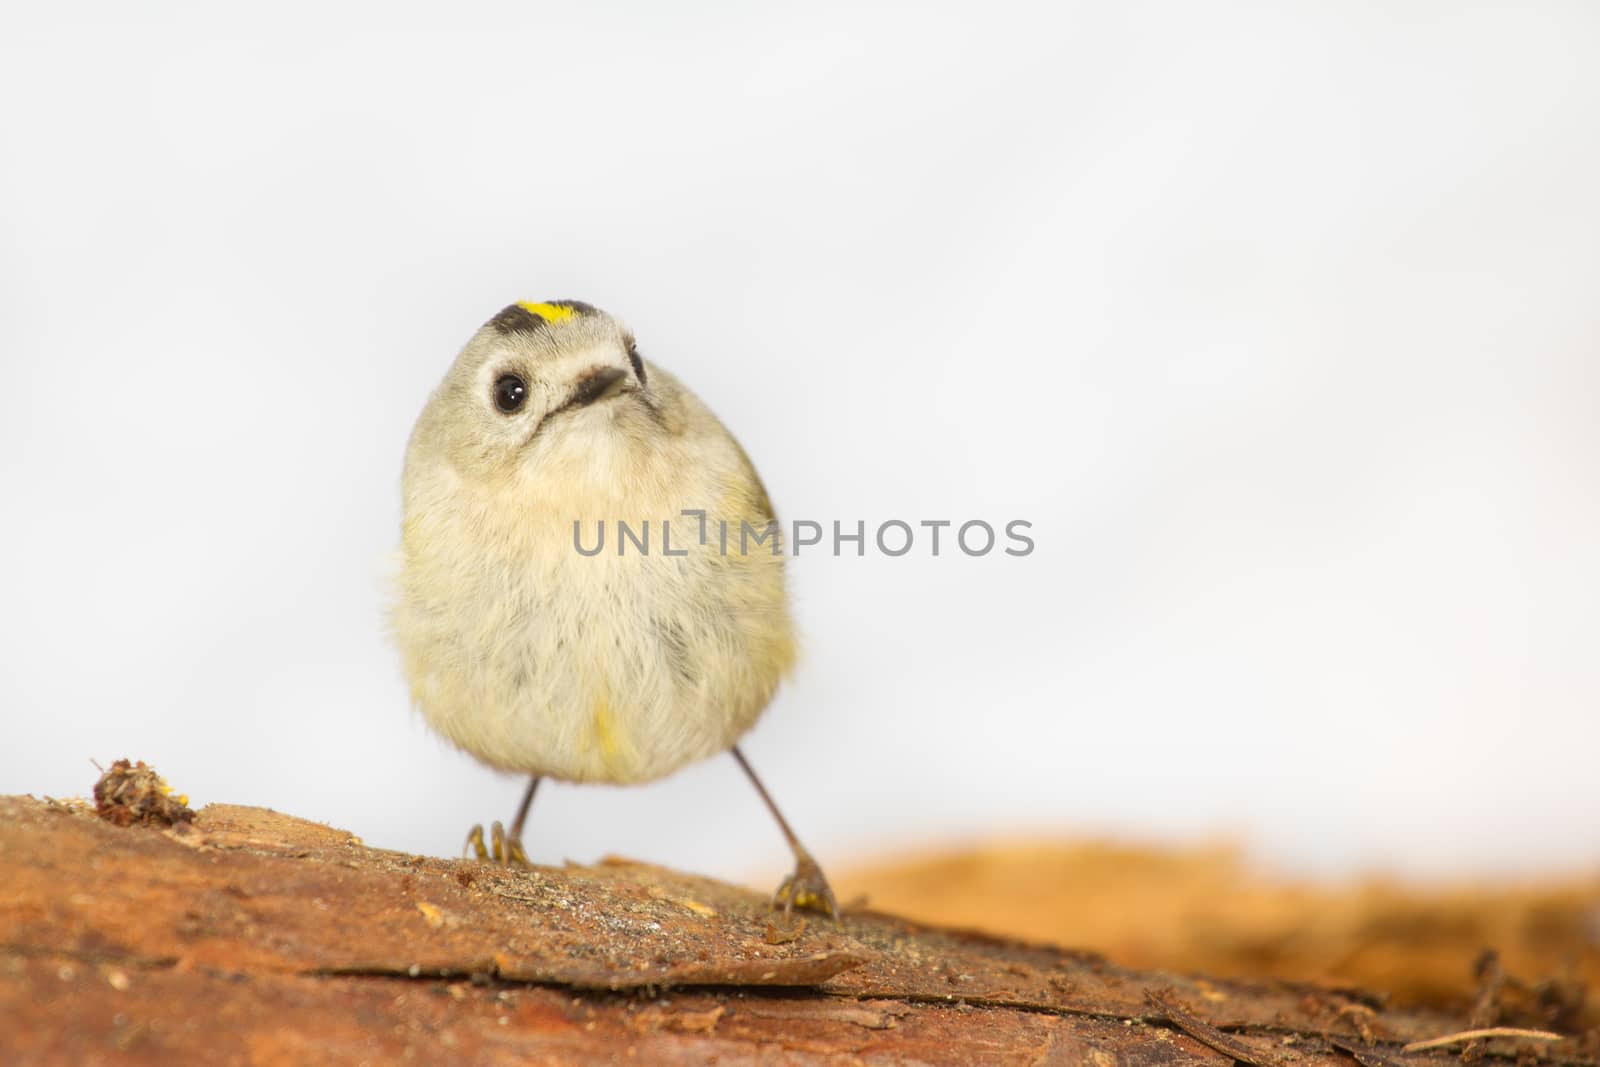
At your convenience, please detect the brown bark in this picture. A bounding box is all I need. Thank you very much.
[837,841,1600,1023]
[1,794,1591,1066]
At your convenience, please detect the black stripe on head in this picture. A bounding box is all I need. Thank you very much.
[488,304,546,335]
[626,339,647,385]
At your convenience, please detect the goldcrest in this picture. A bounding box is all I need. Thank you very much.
[392,300,834,915]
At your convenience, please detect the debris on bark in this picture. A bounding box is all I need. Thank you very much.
[89,758,194,828]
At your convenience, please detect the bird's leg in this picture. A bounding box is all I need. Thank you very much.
[731,746,838,918]
[464,776,539,866]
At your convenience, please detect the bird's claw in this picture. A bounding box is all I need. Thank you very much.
[464,820,531,867]
[773,849,838,918]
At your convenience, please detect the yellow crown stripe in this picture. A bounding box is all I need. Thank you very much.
[518,301,578,323]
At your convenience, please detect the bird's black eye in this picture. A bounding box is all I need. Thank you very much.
[493,373,528,414]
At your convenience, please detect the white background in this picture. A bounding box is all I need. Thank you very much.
[3,3,1596,886]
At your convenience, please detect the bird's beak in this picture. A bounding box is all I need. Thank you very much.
[563,365,630,410]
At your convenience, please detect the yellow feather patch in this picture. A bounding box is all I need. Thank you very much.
[518,301,578,323]
[590,698,630,773]
[592,703,620,764]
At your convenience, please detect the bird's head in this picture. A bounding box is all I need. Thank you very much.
[408,300,657,478]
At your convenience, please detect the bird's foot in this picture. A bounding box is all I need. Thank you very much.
[773,848,838,918]
[463,820,531,866]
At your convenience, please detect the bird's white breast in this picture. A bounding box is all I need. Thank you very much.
[393,402,794,784]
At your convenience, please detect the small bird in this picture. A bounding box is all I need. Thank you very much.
[391,299,835,916]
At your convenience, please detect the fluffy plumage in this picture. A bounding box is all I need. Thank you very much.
[392,302,796,784]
